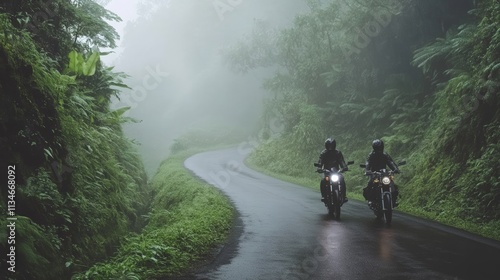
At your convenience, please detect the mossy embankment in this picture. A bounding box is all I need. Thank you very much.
[73,129,246,279]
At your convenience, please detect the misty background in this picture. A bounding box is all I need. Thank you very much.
[101,0,309,173]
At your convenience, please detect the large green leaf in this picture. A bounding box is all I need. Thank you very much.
[112,106,131,117]
[68,50,81,74]
[82,52,100,76]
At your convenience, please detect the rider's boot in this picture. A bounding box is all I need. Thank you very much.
[393,193,399,207]
[321,197,328,206]
[393,190,400,207]
[368,201,375,210]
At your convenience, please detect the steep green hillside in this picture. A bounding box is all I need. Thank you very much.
[71,129,244,279]
[0,2,150,279]
[231,0,500,240]
[73,147,234,279]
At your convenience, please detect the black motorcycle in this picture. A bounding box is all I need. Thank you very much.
[314,161,354,220]
[360,161,405,225]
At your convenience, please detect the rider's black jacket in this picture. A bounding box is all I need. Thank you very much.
[365,151,398,172]
[318,149,347,171]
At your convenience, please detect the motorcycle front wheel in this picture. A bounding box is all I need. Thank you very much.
[334,190,341,220]
[383,193,393,225]
[327,191,341,220]
[334,201,341,220]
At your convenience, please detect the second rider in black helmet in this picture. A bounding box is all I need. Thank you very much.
[317,138,349,203]
[363,139,400,206]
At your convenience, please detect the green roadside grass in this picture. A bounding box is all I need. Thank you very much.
[72,149,234,279]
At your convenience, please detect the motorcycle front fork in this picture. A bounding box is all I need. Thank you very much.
[331,185,344,200]
[380,192,393,210]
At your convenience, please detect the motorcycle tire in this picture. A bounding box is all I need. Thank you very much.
[383,193,393,225]
[334,203,341,220]
[334,190,341,220]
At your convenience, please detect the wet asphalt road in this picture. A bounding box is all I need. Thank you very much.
[183,148,500,280]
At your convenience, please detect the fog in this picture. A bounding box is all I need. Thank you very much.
[101,0,308,174]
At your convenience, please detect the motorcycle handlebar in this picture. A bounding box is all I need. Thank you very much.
[316,168,348,174]
[313,162,352,173]
[364,170,400,176]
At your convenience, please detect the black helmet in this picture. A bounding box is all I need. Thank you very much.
[372,139,384,152]
[325,138,336,150]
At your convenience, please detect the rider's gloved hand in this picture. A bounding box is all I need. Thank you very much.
[394,169,400,174]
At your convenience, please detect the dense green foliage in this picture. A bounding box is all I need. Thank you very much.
[230,0,500,240]
[73,139,235,279]
[0,1,150,279]
[406,0,500,229]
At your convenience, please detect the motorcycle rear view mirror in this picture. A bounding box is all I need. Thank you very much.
[359,164,367,168]
[398,160,407,166]
[347,161,354,165]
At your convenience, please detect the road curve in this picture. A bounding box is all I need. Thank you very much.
[182,148,500,280]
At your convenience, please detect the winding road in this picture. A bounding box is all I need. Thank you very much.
[183,148,500,280]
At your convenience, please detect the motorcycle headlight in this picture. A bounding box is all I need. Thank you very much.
[382,177,391,185]
[331,174,340,182]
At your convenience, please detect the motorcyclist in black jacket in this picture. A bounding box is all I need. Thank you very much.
[363,139,400,206]
[317,138,349,203]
